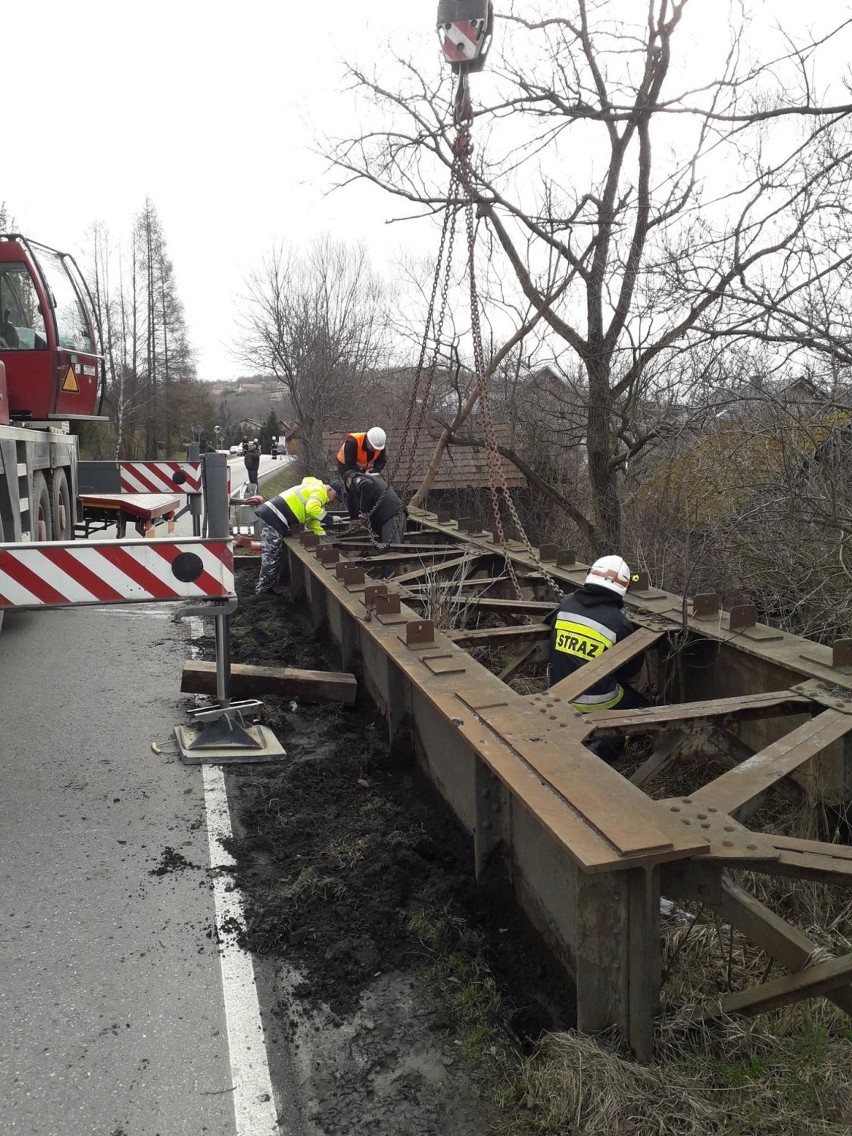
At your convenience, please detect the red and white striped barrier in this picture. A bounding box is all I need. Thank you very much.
[0,538,234,609]
[118,461,202,495]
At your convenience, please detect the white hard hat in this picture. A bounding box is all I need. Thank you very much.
[585,555,631,597]
[366,426,386,450]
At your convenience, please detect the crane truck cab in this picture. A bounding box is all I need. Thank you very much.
[0,234,102,422]
[0,235,104,554]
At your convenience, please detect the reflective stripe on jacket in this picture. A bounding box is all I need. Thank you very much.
[257,478,329,537]
[546,585,641,712]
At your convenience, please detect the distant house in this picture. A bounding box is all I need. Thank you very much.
[280,420,305,457]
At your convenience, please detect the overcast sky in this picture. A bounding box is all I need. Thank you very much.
[4,1,848,382]
[4,0,431,381]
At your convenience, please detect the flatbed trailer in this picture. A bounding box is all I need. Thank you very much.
[77,492,182,538]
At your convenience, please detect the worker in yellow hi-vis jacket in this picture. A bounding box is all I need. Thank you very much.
[239,477,341,595]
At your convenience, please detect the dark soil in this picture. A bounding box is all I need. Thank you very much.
[218,563,576,1136]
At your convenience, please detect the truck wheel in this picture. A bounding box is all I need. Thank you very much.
[50,469,73,541]
[33,471,54,542]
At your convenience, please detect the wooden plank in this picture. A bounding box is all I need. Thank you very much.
[696,709,852,816]
[448,624,550,648]
[590,690,813,735]
[79,491,181,519]
[698,951,852,1021]
[547,628,664,703]
[181,659,357,704]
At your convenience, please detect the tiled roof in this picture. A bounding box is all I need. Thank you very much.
[321,426,526,490]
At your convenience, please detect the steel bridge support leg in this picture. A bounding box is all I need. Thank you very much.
[628,866,660,1062]
[287,551,307,601]
[305,572,326,632]
[339,608,361,678]
[574,869,627,1036]
[573,865,659,1060]
[386,658,412,760]
[474,760,508,879]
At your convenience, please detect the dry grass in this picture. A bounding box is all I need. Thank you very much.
[416,551,485,630]
[440,765,852,1135]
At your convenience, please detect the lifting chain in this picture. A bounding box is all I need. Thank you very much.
[393,157,463,503]
[349,68,565,602]
[454,86,563,602]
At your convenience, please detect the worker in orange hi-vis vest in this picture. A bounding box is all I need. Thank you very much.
[336,427,387,518]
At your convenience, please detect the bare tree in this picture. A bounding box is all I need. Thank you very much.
[234,237,392,469]
[84,211,206,460]
[327,0,852,548]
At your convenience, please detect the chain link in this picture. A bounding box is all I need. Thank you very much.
[455,108,563,600]
[347,72,565,601]
[393,156,463,503]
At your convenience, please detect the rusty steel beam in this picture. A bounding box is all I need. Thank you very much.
[283,532,710,1056]
[287,515,852,1048]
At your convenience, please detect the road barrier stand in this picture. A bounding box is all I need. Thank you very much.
[0,451,284,763]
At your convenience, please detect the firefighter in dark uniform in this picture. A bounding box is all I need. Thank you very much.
[545,555,648,762]
[344,472,405,546]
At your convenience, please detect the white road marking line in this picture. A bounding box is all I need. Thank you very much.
[202,766,283,1135]
[189,614,287,1135]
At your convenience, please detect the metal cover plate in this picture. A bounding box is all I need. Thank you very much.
[175,724,287,764]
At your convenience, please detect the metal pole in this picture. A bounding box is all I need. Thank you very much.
[189,494,202,537]
[214,609,232,708]
[205,452,233,708]
[185,446,203,536]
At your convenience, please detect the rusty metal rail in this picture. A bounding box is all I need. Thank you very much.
[278,507,852,1059]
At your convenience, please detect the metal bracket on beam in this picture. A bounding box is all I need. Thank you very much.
[833,640,852,671]
[728,604,758,632]
[317,546,339,566]
[374,593,401,616]
[301,532,320,550]
[693,593,720,620]
[556,548,577,567]
[338,564,366,588]
[364,584,389,608]
[404,619,435,647]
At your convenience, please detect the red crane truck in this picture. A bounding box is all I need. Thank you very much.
[0,234,104,553]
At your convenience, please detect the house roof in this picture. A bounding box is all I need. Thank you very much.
[321,426,526,491]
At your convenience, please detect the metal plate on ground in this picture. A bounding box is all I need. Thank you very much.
[175,724,287,764]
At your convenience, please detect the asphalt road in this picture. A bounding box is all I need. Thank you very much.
[0,472,303,1135]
